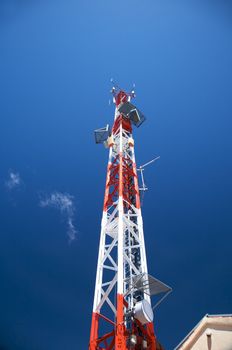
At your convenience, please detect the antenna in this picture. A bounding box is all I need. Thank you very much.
[131,83,136,98]
[110,78,136,100]
[110,78,122,94]
[137,156,160,194]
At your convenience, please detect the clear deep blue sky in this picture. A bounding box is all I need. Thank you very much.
[0,0,232,349]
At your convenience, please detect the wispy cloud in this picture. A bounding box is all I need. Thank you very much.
[5,171,21,190]
[39,191,77,242]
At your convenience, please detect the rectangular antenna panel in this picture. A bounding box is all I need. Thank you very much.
[118,102,146,127]
[94,124,110,144]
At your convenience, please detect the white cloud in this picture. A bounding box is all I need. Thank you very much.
[67,217,77,242]
[40,191,77,242]
[5,171,21,190]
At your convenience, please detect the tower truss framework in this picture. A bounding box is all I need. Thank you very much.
[89,89,169,350]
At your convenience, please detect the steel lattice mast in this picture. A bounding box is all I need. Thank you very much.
[89,87,171,350]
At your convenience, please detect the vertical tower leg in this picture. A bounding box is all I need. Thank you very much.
[147,323,156,350]
[116,131,127,349]
[115,294,127,350]
[89,313,99,350]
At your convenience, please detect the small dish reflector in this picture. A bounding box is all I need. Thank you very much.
[134,299,154,325]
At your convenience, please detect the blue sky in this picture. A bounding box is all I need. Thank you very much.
[0,0,232,349]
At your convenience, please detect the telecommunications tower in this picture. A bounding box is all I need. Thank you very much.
[89,85,171,350]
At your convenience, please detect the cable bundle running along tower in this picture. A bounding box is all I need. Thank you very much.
[90,85,171,350]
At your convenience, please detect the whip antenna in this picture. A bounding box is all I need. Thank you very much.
[137,156,160,205]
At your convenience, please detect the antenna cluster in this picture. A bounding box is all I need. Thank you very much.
[110,78,136,99]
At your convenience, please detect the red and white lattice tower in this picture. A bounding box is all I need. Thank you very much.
[89,86,171,350]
